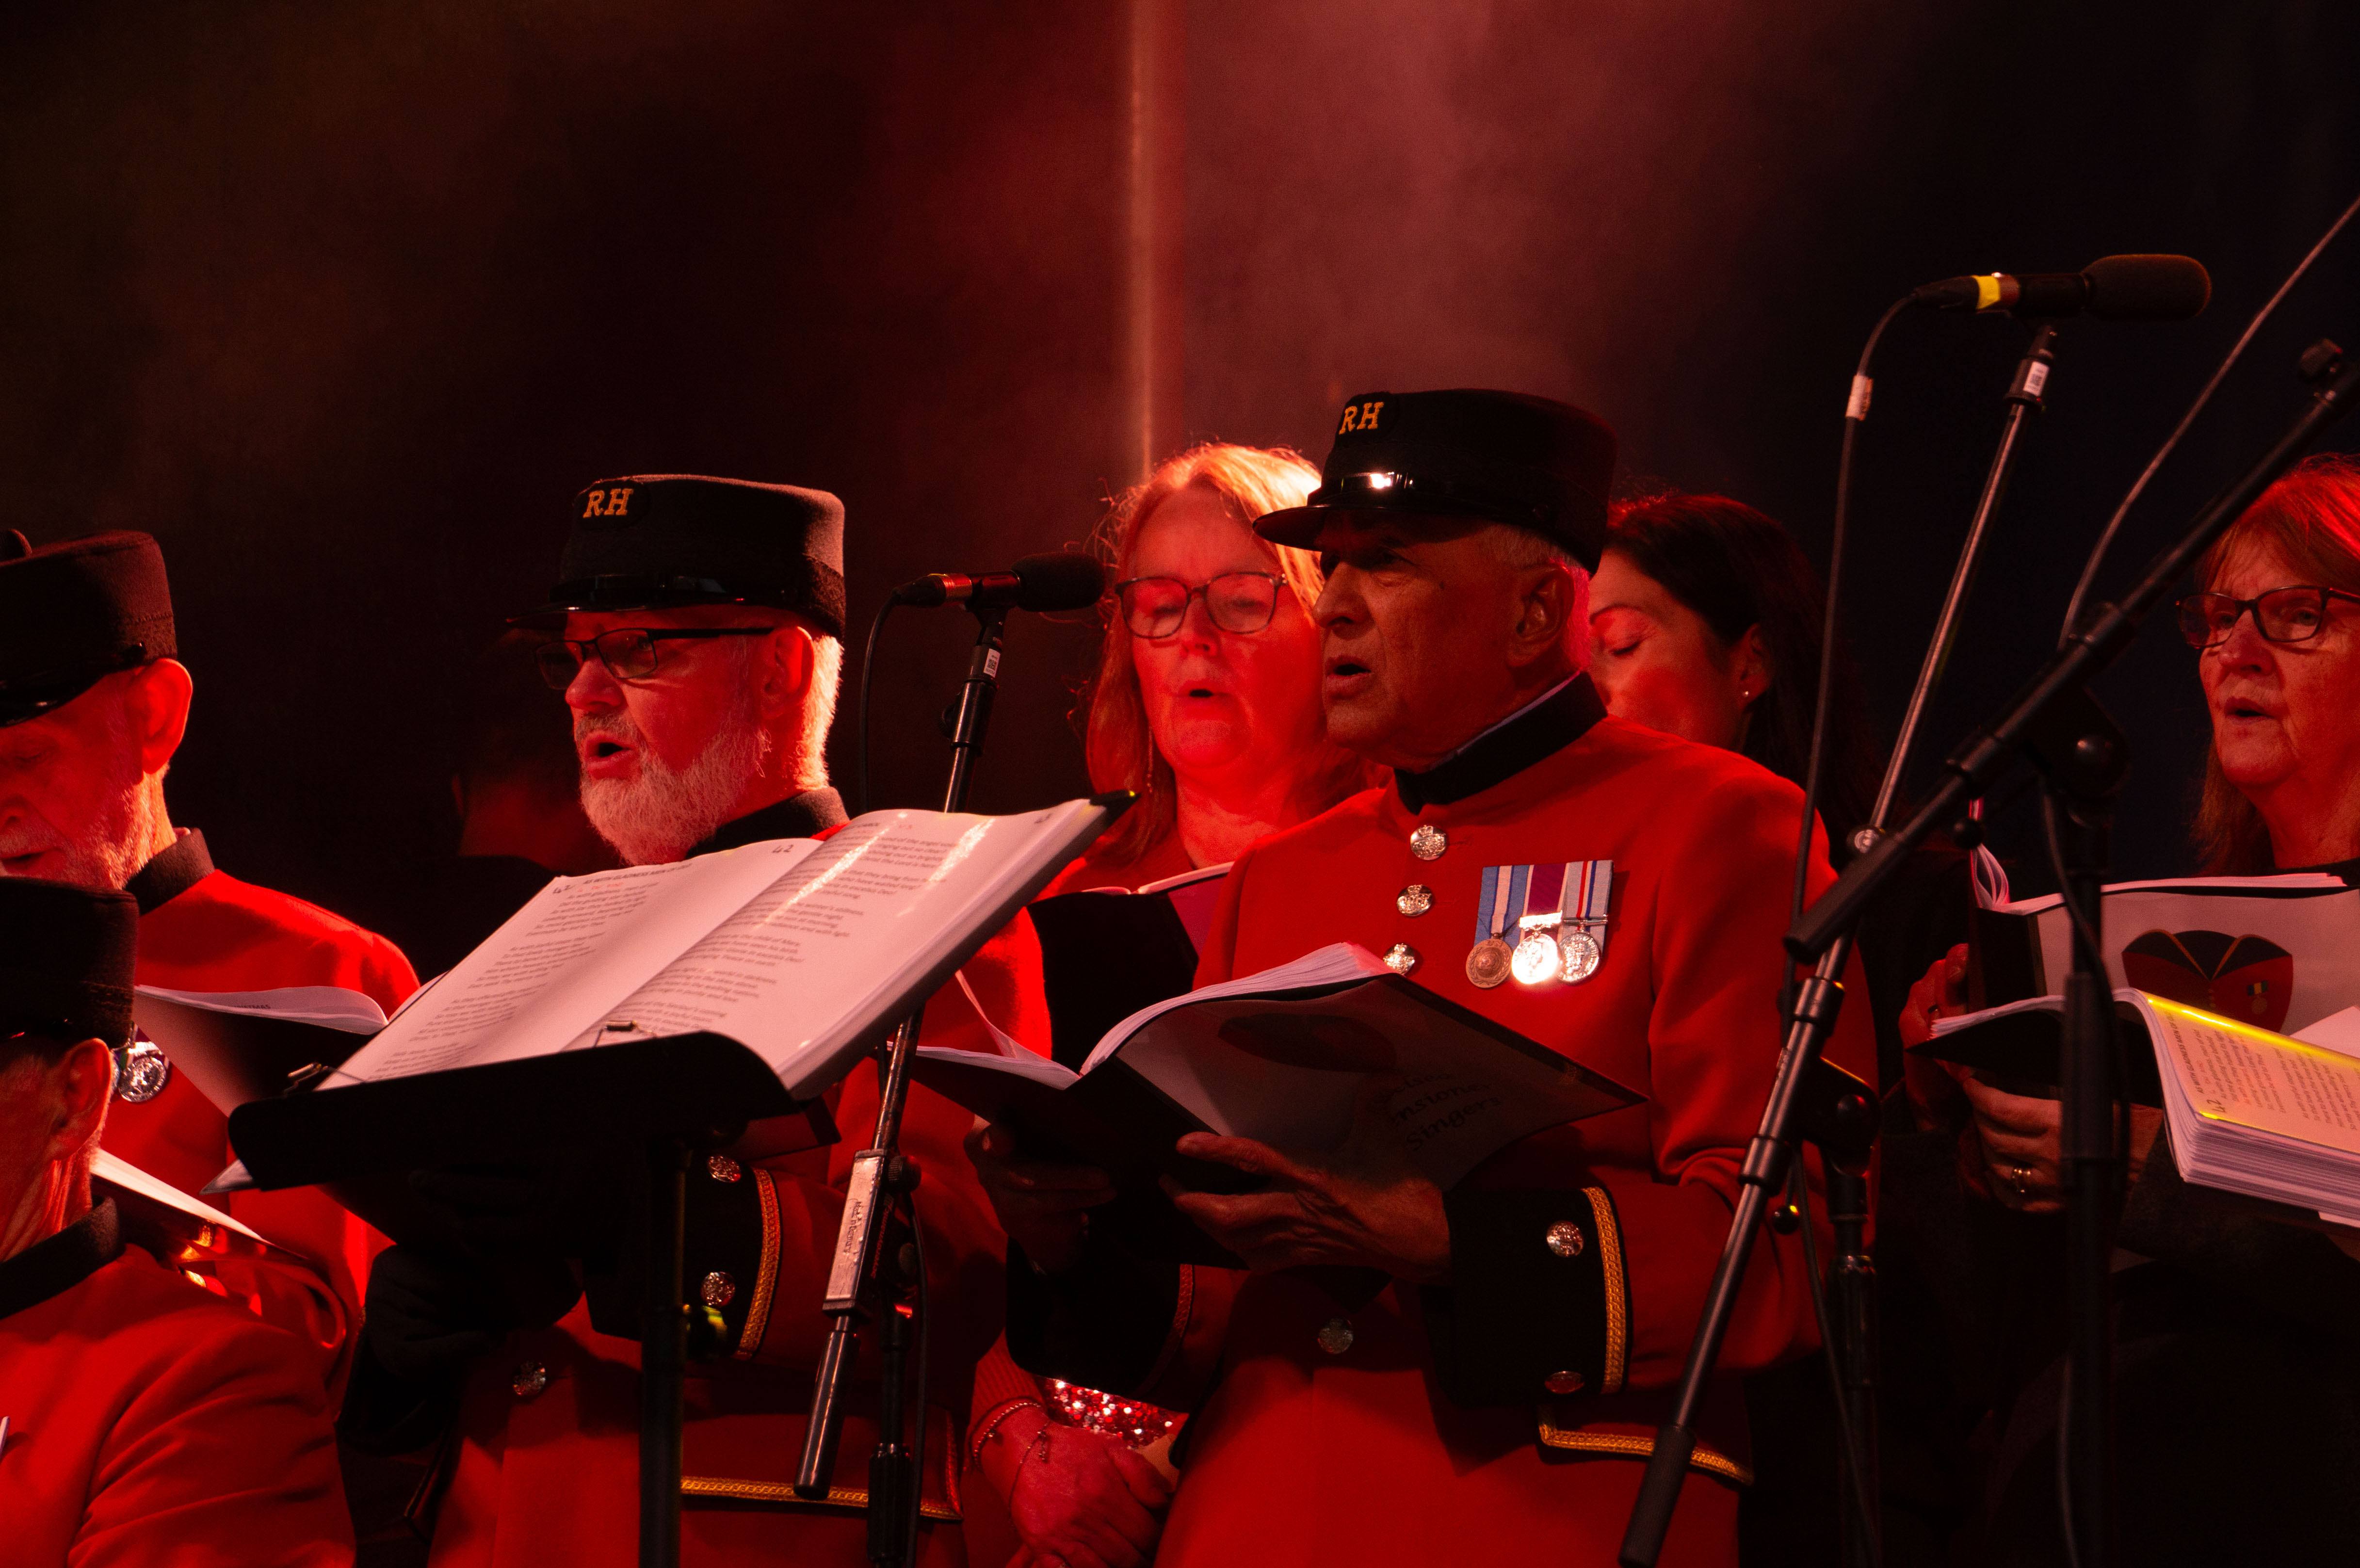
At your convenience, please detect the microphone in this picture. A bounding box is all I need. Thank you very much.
[1910,254,2211,321]
[888,550,1105,612]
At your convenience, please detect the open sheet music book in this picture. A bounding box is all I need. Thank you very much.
[1969,872,2360,1034]
[911,942,1642,1261]
[165,798,1124,1194]
[1924,989,2360,1226]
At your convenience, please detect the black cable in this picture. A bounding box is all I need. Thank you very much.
[1791,1153,1882,1568]
[1780,294,1909,1568]
[1794,294,1914,926]
[857,598,896,816]
[905,1194,931,1568]
[2059,184,2360,646]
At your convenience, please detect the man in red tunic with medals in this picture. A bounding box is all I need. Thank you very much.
[974,391,1877,1568]
[0,875,354,1567]
[0,528,417,1385]
[343,476,1043,1566]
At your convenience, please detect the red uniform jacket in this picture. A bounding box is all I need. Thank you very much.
[425,789,1049,1568]
[0,1200,354,1568]
[110,830,418,1389]
[1011,679,1877,1568]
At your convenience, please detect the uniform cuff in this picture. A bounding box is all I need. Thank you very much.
[1425,1185,1628,1407]
[583,1153,773,1357]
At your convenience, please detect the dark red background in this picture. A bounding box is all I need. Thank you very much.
[2,0,2357,931]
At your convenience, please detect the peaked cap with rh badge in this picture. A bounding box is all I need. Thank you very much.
[0,877,138,1049]
[0,530,177,728]
[528,475,847,639]
[1255,389,1619,569]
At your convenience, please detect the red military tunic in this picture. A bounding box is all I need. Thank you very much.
[111,829,418,1387]
[0,1199,355,1568]
[1016,677,1876,1568]
[423,788,1049,1568]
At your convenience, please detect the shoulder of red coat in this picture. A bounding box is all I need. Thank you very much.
[1580,716,1804,804]
[59,1246,328,1367]
[148,871,412,966]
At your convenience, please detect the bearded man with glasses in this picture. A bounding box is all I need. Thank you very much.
[342,474,1051,1568]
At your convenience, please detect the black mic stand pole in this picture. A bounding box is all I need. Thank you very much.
[796,602,1013,1568]
[1617,340,2360,1568]
[1862,323,2059,839]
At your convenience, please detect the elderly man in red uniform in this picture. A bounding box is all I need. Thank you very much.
[0,875,354,1566]
[346,476,1042,1565]
[975,390,1877,1568]
[0,529,418,1379]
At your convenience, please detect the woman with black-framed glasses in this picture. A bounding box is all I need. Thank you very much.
[1898,453,2360,1568]
[961,443,1380,1568]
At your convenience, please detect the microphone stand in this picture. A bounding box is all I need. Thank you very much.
[796,602,1013,1568]
[1862,323,2060,838]
[1614,342,2360,1568]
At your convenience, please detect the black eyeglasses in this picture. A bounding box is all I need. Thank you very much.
[1114,573,1288,639]
[2175,585,2360,650]
[533,627,772,689]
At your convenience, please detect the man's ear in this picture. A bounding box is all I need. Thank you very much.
[48,1039,114,1160]
[751,622,817,722]
[122,659,193,776]
[1505,562,1579,669]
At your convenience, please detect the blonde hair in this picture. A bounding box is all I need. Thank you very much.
[1079,443,1382,860]
[2192,453,2360,873]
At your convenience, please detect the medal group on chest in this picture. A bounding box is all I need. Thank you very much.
[1383,823,1613,991]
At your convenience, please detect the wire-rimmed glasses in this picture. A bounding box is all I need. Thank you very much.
[533,627,772,689]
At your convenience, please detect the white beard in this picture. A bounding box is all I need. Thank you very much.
[577,707,764,866]
[0,705,159,890]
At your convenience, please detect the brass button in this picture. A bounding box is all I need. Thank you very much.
[1382,943,1421,976]
[706,1154,743,1183]
[513,1361,548,1398]
[1544,1370,1584,1395]
[1409,824,1448,861]
[1546,1220,1584,1258]
[700,1270,737,1309]
[1316,1317,1355,1355]
[1396,884,1434,918]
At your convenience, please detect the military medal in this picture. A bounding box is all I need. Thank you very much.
[1468,863,1528,987]
[1476,859,1615,989]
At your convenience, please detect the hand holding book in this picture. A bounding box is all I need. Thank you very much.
[1161,1073,1452,1282]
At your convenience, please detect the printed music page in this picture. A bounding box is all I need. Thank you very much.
[2144,993,2360,1156]
[598,801,1104,1096]
[334,841,821,1084]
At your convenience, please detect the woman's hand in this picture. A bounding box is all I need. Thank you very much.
[965,1121,1115,1274]
[978,1405,1172,1568]
[1899,943,1972,1131]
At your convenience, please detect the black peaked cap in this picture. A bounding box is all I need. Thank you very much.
[530,475,847,639]
[1256,389,1618,569]
[0,878,138,1049]
[0,531,176,727]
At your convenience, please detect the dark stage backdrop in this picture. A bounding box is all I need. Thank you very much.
[2,0,2356,936]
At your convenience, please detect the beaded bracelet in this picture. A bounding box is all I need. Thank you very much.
[967,1399,1047,1466]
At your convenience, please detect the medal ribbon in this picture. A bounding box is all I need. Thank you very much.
[1473,864,1531,945]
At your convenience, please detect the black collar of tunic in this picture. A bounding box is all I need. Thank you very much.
[692,787,851,856]
[0,1199,122,1323]
[125,829,215,914]
[1393,674,1607,812]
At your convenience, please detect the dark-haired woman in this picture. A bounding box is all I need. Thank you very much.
[1590,492,1980,1566]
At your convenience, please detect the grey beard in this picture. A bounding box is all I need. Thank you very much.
[0,714,159,891]
[578,710,765,866]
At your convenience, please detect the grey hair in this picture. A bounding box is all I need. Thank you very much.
[1482,524,1591,666]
